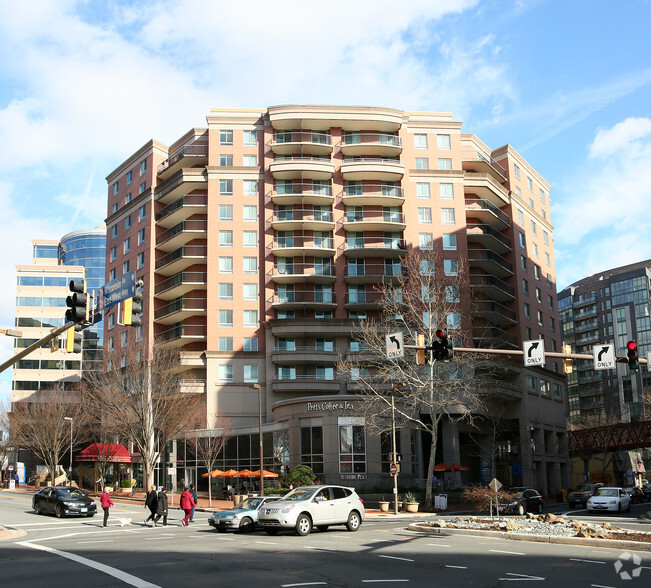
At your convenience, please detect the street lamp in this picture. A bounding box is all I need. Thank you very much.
[249,384,264,498]
[64,417,73,486]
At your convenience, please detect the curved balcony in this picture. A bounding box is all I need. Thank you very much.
[339,183,405,206]
[270,236,336,258]
[461,149,507,182]
[470,274,515,302]
[272,374,341,394]
[269,209,335,232]
[268,263,336,284]
[155,245,207,276]
[155,169,207,205]
[156,194,207,228]
[341,210,406,232]
[269,156,334,180]
[268,105,403,132]
[344,263,405,284]
[473,325,518,350]
[464,199,510,229]
[157,142,208,180]
[466,223,512,254]
[269,131,333,156]
[464,172,509,207]
[340,158,404,181]
[340,238,407,258]
[156,220,207,252]
[179,379,207,395]
[344,290,383,310]
[268,183,333,206]
[468,249,514,278]
[338,133,402,157]
[154,271,207,300]
[268,290,337,310]
[474,300,517,327]
[154,297,207,325]
[271,346,338,364]
[157,323,207,348]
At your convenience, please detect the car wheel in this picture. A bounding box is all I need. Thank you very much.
[537,502,543,514]
[239,517,255,533]
[34,504,40,515]
[517,504,525,516]
[346,511,361,532]
[617,502,622,513]
[317,525,329,532]
[55,505,64,518]
[295,514,312,536]
[264,528,279,536]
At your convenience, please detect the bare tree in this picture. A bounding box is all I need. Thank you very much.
[338,247,486,510]
[185,419,232,506]
[0,397,11,472]
[10,392,86,486]
[84,344,204,491]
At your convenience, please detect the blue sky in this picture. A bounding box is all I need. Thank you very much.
[1,0,650,398]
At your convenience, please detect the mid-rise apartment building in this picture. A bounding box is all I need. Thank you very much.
[559,260,651,424]
[105,105,568,494]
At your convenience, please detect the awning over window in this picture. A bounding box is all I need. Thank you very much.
[77,443,132,463]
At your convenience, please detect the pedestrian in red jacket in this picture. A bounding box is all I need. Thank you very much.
[180,486,196,527]
[100,488,115,527]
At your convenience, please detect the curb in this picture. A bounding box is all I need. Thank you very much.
[407,523,651,552]
[0,525,27,541]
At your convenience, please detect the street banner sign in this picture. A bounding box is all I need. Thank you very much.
[523,339,545,366]
[390,463,398,476]
[593,344,615,370]
[97,271,136,312]
[385,332,404,360]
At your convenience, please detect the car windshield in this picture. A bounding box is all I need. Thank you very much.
[574,484,593,492]
[282,488,317,501]
[595,488,618,497]
[235,498,262,510]
[55,488,87,499]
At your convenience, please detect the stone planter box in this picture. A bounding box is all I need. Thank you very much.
[378,501,390,512]
[403,502,419,513]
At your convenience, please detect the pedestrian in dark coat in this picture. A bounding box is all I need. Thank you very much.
[100,488,114,527]
[180,486,196,527]
[144,485,158,526]
[154,487,168,527]
[189,483,198,522]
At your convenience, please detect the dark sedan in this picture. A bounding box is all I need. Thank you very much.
[33,486,97,518]
[494,488,543,515]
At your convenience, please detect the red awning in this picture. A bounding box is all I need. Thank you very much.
[77,443,132,463]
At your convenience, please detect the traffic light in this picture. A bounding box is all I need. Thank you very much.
[562,344,573,374]
[123,289,142,327]
[65,324,83,353]
[65,280,89,323]
[434,329,453,361]
[626,340,638,371]
[416,334,427,365]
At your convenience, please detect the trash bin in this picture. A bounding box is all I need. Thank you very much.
[556,489,567,503]
[2,480,8,489]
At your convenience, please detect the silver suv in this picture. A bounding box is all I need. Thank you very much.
[257,485,365,536]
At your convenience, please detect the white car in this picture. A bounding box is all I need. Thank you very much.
[586,487,631,513]
[257,485,365,536]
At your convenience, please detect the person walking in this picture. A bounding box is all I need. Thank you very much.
[100,488,114,527]
[144,485,158,527]
[188,483,198,523]
[180,486,196,527]
[153,487,168,527]
[131,478,137,497]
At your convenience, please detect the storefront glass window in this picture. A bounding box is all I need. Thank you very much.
[338,418,366,473]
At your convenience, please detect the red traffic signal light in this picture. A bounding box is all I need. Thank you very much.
[434,329,453,360]
[626,340,638,371]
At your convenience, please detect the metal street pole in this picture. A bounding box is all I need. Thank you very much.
[250,384,264,497]
[391,395,398,515]
[64,417,73,486]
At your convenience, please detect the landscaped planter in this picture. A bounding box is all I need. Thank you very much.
[404,502,419,513]
[378,501,390,512]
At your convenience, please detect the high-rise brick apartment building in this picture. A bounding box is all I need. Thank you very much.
[105,106,568,495]
[559,260,651,424]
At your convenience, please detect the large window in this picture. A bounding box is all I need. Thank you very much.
[301,425,324,474]
[339,418,366,473]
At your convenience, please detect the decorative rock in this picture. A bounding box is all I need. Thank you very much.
[552,517,566,524]
[505,520,521,531]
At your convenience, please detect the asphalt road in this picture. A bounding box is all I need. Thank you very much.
[1,490,650,587]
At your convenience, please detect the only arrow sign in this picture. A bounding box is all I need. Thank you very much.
[385,332,404,360]
[527,341,539,357]
[593,344,615,370]
[523,340,545,366]
[598,347,609,361]
[389,335,401,350]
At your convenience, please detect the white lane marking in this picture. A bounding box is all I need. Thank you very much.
[379,555,415,562]
[215,536,236,541]
[569,558,605,564]
[590,585,615,588]
[490,549,525,556]
[427,543,451,547]
[330,535,351,539]
[367,539,395,543]
[6,521,80,527]
[255,541,278,545]
[77,540,114,544]
[145,537,172,541]
[498,573,545,581]
[281,583,328,587]
[361,580,409,583]
[445,565,467,569]
[17,541,160,587]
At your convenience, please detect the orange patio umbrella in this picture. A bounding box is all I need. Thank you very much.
[448,464,470,471]
[251,469,279,478]
[237,469,257,478]
[215,469,243,478]
[201,469,225,478]
[433,463,452,472]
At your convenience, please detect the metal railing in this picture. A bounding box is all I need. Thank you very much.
[340,238,407,252]
[270,131,332,145]
[343,211,406,224]
[461,149,506,176]
[464,199,510,225]
[157,324,207,342]
[270,209,334,223]
[157,143,208,175]
[338,132,401,147]
[269,263,334,278]
[272,237,334,249]
[154,272,207,295]
[267,183,333,197]
[269,290,337,305]
[155,246,207,270]
[154,297,207,320]
[156,194,207,221]
[466,223,512,249]
[345,263,405,279]
[467,249,514,273]
[470,275,515,298]
[156,220,207,247]
[339,183,404,199]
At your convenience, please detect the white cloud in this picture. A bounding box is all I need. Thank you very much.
[553,118,651,288]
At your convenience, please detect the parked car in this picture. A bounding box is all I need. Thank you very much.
[208,496,281,532]
[33,486,97,518]
[493,488,543,516]
[257,485,365,536]
[567,483,604,509]
[622,486,645,504]
[586,487,631,513]
[643,484,651,501]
